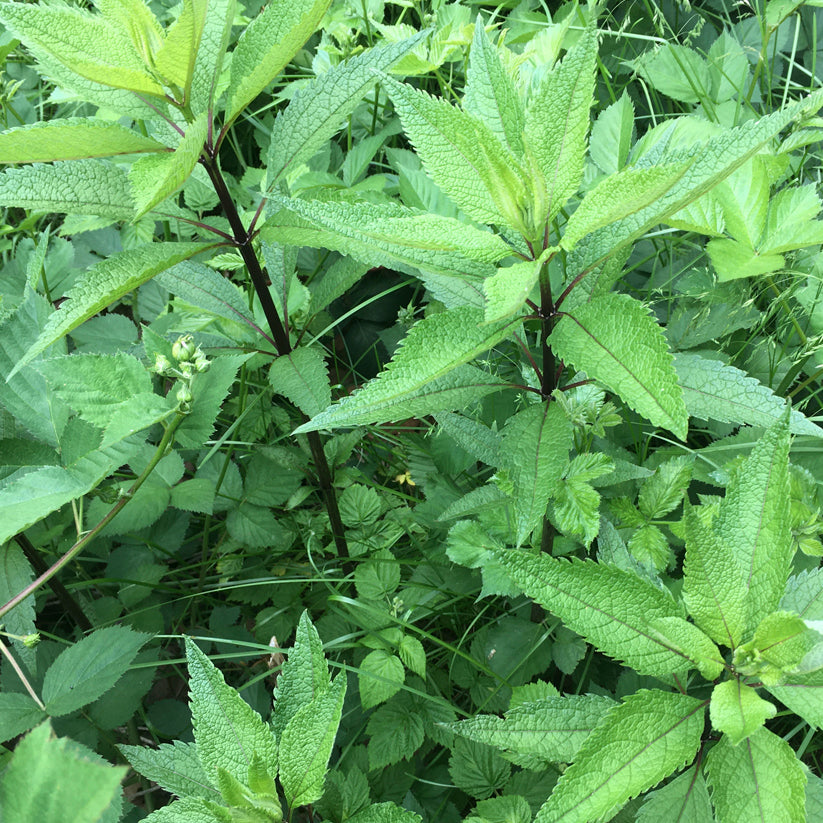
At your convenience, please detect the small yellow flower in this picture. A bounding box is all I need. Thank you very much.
[394,470,416,486]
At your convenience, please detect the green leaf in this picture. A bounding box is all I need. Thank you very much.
[447,694,616,769]
[674,353,823,437]
[706,237,784,282]
[0,543,36,665]
[225,0,330,126]
[0,2,164,96]
[709,680,777,746]
[635,43,710,104]
[170,478,215,514]
[272,610,331,739]
[484,249,556,323]
[347,804,422,823]
[118,741,220,802]
[498,551,693,678]
[153,0,208,95]
[550,293,688,439]
[766,669,823,729]
[589,91,635,175]
[449,738,511,801]
[189,0,235,113]
[268,346,331,418]
[267,32,427,186]
[705,726,806,822]
[466,796,531,823]
[354,549,401,601]
[279,672,346,808]
[646,617,725,680]
[524,22,598,224]
[682,503,747,649]
[635,764,713,823]
[0,118,164,163]
[42,626,149,716]
[738,611,817,676]
[0,722,126,823]
[535,690,705,823]
[714,410,791,631]
[0,694,47,744]
[0,159,135,219]
[359,649,405,709]
[11,242,213,378]
[94,0,164,66]
[129,114,209,218]
[366,696,426,770]
[294,306,512,432]
[398,635,426,679]
[499,401,572,545]
[186,637,278,785]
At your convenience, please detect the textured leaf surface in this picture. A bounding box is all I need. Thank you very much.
[42,627,149,716]
[269,346,331,418]
[500,402,572,545]
[709,680,776,746]
[536,690,705,823]
[226,0,329,124]
[706,726,806,823]
[295,307,512,432]
[267,33,426,186]
[766,669,823,729]
[714,412,791,631]
[279,672,346,808]
[13,242,212,377]
[682,503,747,649]
[484,250,555,323]
[359,650,405,709]
[0,543,36,662]
[0,694,47,744]
[550,293,688,439]
[674,353,823,437]
[153,0,207,93]
[0,160,135,218]
[646,616,724,680]
[119,741,219,801]
[186,637,278,784]
[140,797,218,823]
[635,765,713,823]
[347,804,422,823]
[189,0,235,112]
[499,552,693,678]
[0,118,164,163]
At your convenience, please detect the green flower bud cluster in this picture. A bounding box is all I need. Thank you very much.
[153,334,210,413]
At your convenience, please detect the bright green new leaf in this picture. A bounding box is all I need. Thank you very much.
[499,551,695,678]
[294,306,513,432]
[524,22,598,224]
[225,0,330,126]
[398,635,426,678]
[269,346,331,419]
[447,694,616,769]
[0,159,135,219]
[674,353,823,437]
[93,0,163,65]
[705,726,806,822]
[359,649,405,709]
[189,0,235,113]
[0,118,164,163]
[589,91,635,175]
[484,248,556,323]
[186,637,278,785]
[267,32,427,186]
[153,0,208,96]
[11,242,213,378]
[119,741,219,802]
[0,2,163,96]
[42,626,149,716]
[635,42,710,105]
[710,680,777,746]
[0,723,126,823]
[347,804,422,823]
[499,401,572,545]
[562,164,688,250]
[550,293,688,439]
[129,114,209,218]
[140,797,219,822]
[736,611,817,678]
[647,617,725,680]
[279,672,346,808]
[464,18,525,158]
[714,410,791,631]
[766,669,823,729]
[635,764,713,823]
[706,237,784,282]
[272,610,331,738]
[536,690,705,823]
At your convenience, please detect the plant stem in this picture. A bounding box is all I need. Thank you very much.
[200,153,350,562]
[0,413,186,624]
[539,263,558,559]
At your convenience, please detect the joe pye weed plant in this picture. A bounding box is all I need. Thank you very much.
[1,0,823,820]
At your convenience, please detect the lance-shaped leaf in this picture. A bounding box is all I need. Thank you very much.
[269,346,331,419]
[713,410,791,631]
[535,690,705,823]
[294,306,512,432]
[0,118,164,163]
[564,90,823,308]
[709,680,776,746]
[189,0,235,113]
[464,17,525,157]
[0,160,135,219]
[499,402,572,546]
[186,637,278,785]
[524,22,598,224]
[674,353,823,437]
[279,672,346,808]
[153,0,208,96]
[550,293,688,439]
[130,114,209,218]
[118,741,219,802]
[646,616,725,680]
[736,611,817,678]
[0,2,163,96]
[267,32,427,186]
[225,0,330,126]
[446,694,616,769]
[262,197,512,283]
[498,551,696,678]
[635,765,713,823]
[382,74,530,231]
[682,503,747,649]
[781,568,823,620]
[93,0,164,65]
[10,242,213,378]
[484,248,556,323]
[705,726,806,822]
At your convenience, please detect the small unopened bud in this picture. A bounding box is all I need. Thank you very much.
[23,632,41,648]
[154,354,171,374]
[194,354,210,373]
[176,385,193,405]
[172,335,196,362]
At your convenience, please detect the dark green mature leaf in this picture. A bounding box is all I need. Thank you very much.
[42,627,149,716]
[535,690,705,823]
[0,694,47,744]
[269,346,331,418]
[0,543,36,662]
